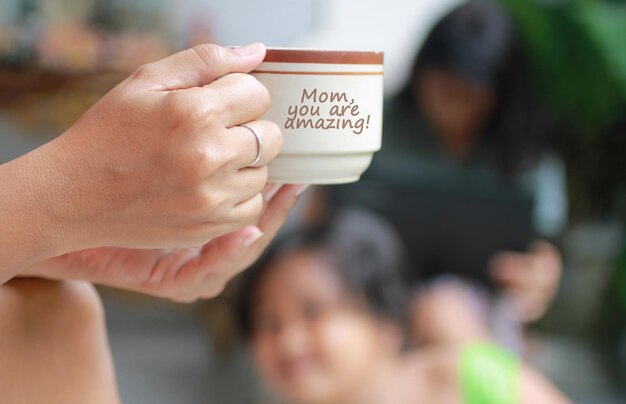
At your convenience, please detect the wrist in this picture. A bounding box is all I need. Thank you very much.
[31,136,100,253]
[0,159,55,279]
[0,140,90,277]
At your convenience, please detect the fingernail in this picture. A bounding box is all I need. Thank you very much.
[233,43,265,56]
[262,183,282,202]
[293,185,310,197]
[243,227,264,248]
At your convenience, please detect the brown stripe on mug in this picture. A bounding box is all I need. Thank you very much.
[252,70,383,76]
[262,48,384,65]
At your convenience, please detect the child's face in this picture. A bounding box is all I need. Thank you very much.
[250,250,393,404]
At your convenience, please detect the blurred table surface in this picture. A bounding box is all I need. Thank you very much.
[0,66,124,106]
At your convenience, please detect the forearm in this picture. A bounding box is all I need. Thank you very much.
[0,144,78,282]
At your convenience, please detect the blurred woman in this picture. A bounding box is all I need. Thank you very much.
[327,0,565,350]
[236,209,568,404]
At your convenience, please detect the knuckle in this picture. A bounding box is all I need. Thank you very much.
[224,198,261,226]
[186,146,223,177]
[266,121,283,150]
[192,43,223,68]
[246,194,265,219]
[195,191,223,216]
[250,77,271,112]
[256,165,269,186]
[164,91,207,126]
[215,141,239,165]
[131,63,157,81]
[233,74,270,113]
[162,92,187,123]
[254,197,265,217]
[182,189,222,219]
[186,103,210,124]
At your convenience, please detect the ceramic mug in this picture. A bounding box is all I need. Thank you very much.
[251,48,384,184]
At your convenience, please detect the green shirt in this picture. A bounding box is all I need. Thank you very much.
[461,343,521,404]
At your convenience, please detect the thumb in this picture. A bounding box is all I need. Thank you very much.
[135,42,266,91]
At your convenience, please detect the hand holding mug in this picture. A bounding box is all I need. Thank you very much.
[0,43,284,278]
[32,43,282,252]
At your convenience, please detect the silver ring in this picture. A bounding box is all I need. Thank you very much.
[240,124,263,167]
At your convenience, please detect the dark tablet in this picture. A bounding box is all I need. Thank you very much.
[329,179,534,288]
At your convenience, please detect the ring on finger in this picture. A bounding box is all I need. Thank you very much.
[239,124,263,167]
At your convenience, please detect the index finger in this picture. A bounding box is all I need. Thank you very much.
[132,43,266,91]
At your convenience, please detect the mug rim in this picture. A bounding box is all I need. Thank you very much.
[263,47,384,65]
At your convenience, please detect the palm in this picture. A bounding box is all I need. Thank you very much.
[65,247,201,287]
[38,229,261,302]
[24,185,304,302]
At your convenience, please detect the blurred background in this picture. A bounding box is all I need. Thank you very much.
[1,0,625,403]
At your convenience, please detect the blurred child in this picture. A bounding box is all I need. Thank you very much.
[235,209,568,404]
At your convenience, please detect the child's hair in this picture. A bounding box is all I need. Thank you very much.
[235,209,409,338]
[403,0,551,174]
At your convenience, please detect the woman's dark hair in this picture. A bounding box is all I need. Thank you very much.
[404,0,552,174]
[235,209,408,338]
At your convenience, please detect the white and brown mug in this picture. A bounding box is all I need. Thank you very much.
[252,48,384,184]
